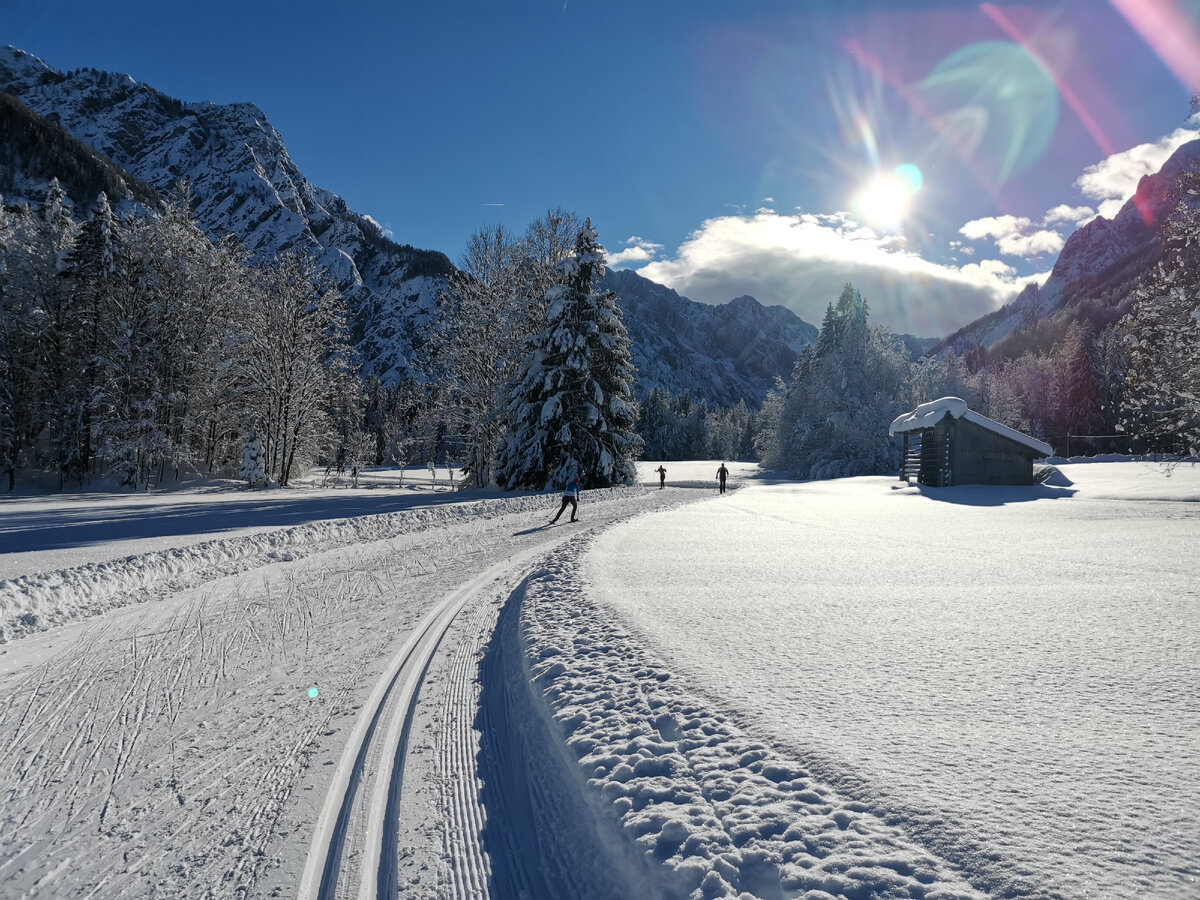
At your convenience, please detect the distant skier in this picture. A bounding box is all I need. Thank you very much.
[551,475,581,523]
[716,462,728,494]
[655,465,666,489]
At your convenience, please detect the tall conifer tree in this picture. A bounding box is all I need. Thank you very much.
[497,220,641,490]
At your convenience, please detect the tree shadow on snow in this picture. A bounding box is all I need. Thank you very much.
[0,490,479,555]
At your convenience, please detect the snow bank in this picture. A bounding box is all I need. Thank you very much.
[0,488,636,643]
[518,536,985,900]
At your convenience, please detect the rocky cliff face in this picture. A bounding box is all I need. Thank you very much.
[602,269,815,404]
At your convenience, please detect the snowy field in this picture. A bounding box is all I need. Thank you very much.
[0,459,1196,899]
[590,459,1200,898]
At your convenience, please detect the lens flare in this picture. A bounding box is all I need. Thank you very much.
[914,41,1058,185]
[895,163,924,193]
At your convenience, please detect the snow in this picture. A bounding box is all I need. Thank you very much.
[0,460,1196,898]
[590,460,1200,898]
[889,396,1055,457]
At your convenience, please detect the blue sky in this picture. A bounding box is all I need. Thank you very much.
[4,0,1199,337]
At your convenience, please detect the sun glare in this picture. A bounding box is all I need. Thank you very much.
[854,164,922,230]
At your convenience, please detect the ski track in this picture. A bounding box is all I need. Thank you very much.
[296,540,571,900]
[0,484,709,899]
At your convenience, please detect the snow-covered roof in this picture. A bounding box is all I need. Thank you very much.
[888,396,1054,456]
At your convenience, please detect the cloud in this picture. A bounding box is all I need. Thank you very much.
[1043,204,1096,228]
[959,215,1032,242]
[634,210,1036,338]
[958,215,1065,258]
[608,236,664,268]
[1076,125,1200,218]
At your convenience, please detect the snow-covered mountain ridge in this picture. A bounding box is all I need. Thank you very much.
[940,138,1200,356]
[0,45,814,405]
[602,268,817,404]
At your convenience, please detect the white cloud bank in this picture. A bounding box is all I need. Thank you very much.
[607,235,664,267]
[622,126,1200,341]
[1076,124,1200,218]
[958,214,1066,258]
[633,210,1038,338]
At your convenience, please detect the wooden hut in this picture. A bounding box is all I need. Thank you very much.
[888,397,1053,487]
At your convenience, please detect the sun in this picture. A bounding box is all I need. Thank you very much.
[854,164,923,231]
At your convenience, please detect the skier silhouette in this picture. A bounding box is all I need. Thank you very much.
[655,465,666,489]
[716,463,728,494]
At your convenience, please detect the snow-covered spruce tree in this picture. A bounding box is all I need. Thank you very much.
[496,220,641,490]
[769,284,908,479]
[239,429,266,487]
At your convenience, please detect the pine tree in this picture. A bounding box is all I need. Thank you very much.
[239,429,266,487]
[496,219,641,490]
[636,386,674,458]
[1058,323,1106,451]
[38,179,84,486]
[0,197,16,491]
[59,191,120,484]
[0,200,52,490]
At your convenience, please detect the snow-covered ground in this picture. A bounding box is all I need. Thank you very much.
[0,459,1196,899]
[0,464,471,581]
[589,459,1200,898]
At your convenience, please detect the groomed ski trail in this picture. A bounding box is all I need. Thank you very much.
[296,539,571,900]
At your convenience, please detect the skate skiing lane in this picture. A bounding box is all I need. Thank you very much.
[297,535,574,900]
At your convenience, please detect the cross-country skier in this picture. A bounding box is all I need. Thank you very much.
[655,465,666,489]
[551,475,581,523]
[717,462,729,494]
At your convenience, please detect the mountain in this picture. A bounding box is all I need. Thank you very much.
[0,45,454,386]
[0,45,813,406]
[602,268,815,405]
[936,138,1200,358]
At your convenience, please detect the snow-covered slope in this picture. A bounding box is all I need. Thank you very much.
[1,462,1194,898]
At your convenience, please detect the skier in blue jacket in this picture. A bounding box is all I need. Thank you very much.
[551,475,581,523]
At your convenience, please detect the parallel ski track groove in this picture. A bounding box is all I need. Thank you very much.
[439,600,494,899]
[297,539,567,900]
